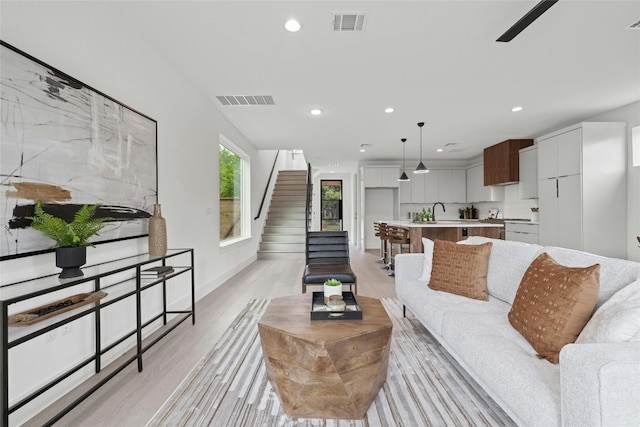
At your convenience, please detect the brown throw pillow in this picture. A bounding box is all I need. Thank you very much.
[428,240,492,301]
[508,252,600,363]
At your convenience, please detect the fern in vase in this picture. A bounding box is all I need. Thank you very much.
[28,202,110,247]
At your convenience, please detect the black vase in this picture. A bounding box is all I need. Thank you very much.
[55,247,87,279]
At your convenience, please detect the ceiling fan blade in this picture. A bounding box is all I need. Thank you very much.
[496,0,559,42]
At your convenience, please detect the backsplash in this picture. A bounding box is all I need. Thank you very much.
[399,183,538,221]
[501,184,538,220]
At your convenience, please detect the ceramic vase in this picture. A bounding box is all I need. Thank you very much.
[148,204,167,257]
[55,246,87,279]
[323,282,343,304]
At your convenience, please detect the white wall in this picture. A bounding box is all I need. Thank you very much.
[0,0,275,292]
[587,101,640,261]
[0,2,275,424]
[283,150,308,170]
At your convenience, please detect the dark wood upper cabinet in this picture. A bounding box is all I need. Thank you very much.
[483,139,534,185]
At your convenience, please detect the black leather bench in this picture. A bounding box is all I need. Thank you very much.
[301,231,357,294]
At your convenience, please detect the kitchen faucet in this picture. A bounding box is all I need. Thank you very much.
[432,202,445,220]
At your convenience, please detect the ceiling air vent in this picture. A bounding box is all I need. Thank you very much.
[626,18,640,30]
[216,95,275,106]
[442,143,464,152]
[332,13,367,31]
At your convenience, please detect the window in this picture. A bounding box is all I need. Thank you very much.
[219,135,250,244]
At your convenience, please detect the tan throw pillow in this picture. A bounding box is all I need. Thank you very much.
[428,240,492,301]
[508,252,600,364]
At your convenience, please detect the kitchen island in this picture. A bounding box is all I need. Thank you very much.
[381,220,504,253]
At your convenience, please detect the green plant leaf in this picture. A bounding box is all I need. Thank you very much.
[27,202,112,247]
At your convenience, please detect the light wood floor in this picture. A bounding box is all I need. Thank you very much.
[26,247,397,427]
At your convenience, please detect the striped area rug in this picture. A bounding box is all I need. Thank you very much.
[147,298,515,427]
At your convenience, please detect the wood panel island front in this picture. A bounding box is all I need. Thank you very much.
[380,220,504,253]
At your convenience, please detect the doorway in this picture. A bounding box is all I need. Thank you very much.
[321,180,343,231]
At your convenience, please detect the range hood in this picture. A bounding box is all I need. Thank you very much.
[483,139,533,185]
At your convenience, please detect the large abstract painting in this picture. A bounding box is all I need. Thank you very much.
[0,41,157,259]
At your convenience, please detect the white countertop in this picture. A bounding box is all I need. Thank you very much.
[380,220,504,228]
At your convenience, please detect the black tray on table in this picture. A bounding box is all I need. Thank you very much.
[310,291,362,320]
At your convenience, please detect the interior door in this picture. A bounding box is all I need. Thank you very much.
[321,180,342,231]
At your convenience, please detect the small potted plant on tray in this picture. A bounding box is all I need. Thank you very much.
[28,202,111,279]
[323,278,343,303]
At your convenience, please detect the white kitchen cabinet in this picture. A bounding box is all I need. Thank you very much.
[537,136,558,180]
[538,178,559,246]
[363,167,400,188]
[506,231,538,244]
[401,169,466,204]
[424,170,439,202]
[557,174,582,250]
[538,176,582,249]
[363,167,379,187]
[452,169,467,202]
[410,173,425,203]
[505,221,539,244]
[466,164,504,203]
[409,170,439,203]
[518,145,538,199]
[536,122,626,257]
[466,164,483,202]
[399,179,412,203]
[381,167,400,187]
[538,128,583,180]
[557,128,582,176]
[438,169,466,203]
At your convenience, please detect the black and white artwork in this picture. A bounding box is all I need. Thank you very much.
[0,41,158,259]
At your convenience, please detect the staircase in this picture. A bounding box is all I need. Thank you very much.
[258,170,308,257]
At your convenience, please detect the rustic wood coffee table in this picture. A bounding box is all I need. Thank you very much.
[257,294,392,419]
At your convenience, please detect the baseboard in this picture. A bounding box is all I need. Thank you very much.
[193,253,258,302]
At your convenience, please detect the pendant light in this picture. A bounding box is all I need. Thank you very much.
[414,122,429,174]
[398,138,410,181]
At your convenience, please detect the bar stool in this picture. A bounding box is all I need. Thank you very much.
[374,222,388,265]
[386,226,410,276]
[378,223,391,269]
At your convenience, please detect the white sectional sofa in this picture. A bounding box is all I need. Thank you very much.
[395,236,640,427]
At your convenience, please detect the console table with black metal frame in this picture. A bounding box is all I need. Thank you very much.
[0,248,195,427]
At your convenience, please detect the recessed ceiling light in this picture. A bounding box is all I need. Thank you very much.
[285,19,301,32]
[436,148,444,152]
[384,107,394,113]
[360,148,366,152]
[310,108,322,116]
[511,106,523,112]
